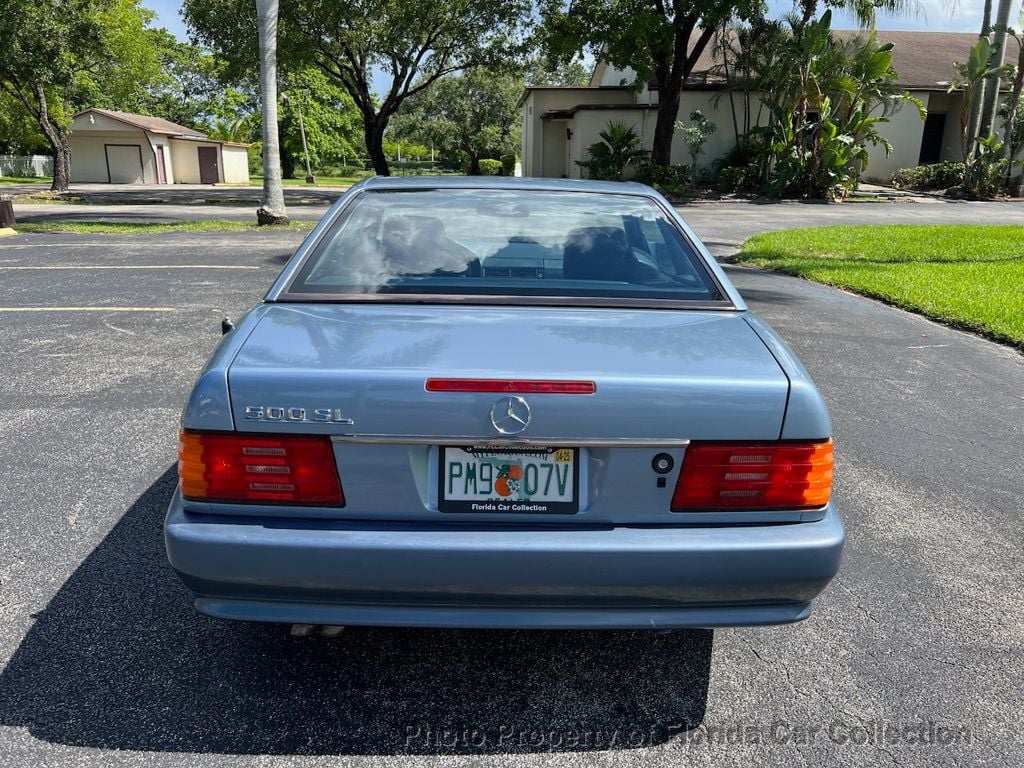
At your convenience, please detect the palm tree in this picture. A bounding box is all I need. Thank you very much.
[977,0,1016,142]
[576,122,649,181]
[255,0,288,225]
[966,0,994,147]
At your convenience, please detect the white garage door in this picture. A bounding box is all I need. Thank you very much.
[105,145,145,184]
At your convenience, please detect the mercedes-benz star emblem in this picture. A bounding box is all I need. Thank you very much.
[490,396,531,435]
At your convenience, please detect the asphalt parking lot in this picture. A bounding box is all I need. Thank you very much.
[0,223,1022,767]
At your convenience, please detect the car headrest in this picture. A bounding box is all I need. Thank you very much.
[563,226,631,281]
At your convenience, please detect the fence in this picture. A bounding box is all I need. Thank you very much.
[0,155,52,178]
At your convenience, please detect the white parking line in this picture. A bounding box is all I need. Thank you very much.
[0,307,175,312]
[6,264,258,271]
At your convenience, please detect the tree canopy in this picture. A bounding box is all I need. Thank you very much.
[389,68,523,173]
[541,0,761,165]
[0,0,162,190]
[184,0,533,174]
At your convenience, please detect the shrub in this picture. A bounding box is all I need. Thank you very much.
[321,164,371,177]
[576,121,649,180]
[712,140,764,192]
[891,161,965,191]
[676,110,716,179]
[633,163,691,196]
[478,159,503,176]
[715,165,755,193]
[963,133,1006,200]
[500,154,517,176]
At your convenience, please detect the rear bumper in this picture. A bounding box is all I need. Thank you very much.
[164,491,844,629]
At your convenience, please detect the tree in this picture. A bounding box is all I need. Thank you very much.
[279,68,364,175]
[966,0,995,149]
[255,0,288,225]
[950,38,1014,161]
[541,0,759,166]
[677,109,716,179]
[795,0,932,27]
[0,92,48,155]
[184,0,532,176]
[978,0,1016,142]
[753,12,924,199]
[525,54,592,86]
[134,32,243,131]
[389,68,523,173]
[0,0,161,192]
[999,11,1024,192]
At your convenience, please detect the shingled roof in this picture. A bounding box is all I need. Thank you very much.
[75,108,207,138]
[651,29,989,91]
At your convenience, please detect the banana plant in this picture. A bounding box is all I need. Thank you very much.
[753,11,921,199]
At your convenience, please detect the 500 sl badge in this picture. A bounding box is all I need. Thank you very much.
[243,405,354,425]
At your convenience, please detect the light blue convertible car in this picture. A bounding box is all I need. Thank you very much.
[165,176,843,629]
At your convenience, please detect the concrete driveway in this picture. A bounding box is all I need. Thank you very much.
[0,217,1021,766]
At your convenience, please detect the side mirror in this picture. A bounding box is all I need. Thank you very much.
[221,317,235,335]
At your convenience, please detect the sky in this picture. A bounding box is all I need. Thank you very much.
[141,0,986,94]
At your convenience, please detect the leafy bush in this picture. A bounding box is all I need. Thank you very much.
[963,133,1007,199]
[321,164,371,177]
[576,121,649,181]
[891,162,965,191]
[500,154,517,176]
[740,11,923,200]
[676,110,716,178]
[478,159,503,176]
[715,165,755,192]
[713,139,765,192]
[247,144,263,176]
[633,163,691,195]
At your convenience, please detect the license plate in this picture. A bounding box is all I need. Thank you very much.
[439,446,579,514]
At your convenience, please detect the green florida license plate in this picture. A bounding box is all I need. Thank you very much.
[438,446,579,514]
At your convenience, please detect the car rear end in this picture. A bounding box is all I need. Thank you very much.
[164,179,843,629]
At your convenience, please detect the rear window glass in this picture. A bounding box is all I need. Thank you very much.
[286,189,724,304]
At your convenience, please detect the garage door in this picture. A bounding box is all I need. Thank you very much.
[105,145,145,184]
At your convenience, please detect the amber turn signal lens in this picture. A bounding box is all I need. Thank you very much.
[178,430,344,506]
[671,439,833,512]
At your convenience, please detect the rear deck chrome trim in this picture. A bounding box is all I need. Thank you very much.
[330,435,690,447]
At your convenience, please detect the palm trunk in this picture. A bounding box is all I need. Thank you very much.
[978,0,1013,142]
[255,0,288,225]
[1002,41,1024,192]
[966,0,994,157]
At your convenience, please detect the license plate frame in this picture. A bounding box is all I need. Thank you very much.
[438,446,580,514]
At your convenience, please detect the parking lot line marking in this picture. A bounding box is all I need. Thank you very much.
[0,265,259,270]
[0,307,176,312]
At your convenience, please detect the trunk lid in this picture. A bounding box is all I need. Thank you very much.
[225,304,790,523]
[228,304,788,442]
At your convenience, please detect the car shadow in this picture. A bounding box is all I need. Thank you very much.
[0,469,713,756]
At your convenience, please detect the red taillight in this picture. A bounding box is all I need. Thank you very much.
[179,431,344,506]
[671,440,833,512]
[425,378,596,394]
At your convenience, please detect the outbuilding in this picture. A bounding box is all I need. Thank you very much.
[69,108,250,185]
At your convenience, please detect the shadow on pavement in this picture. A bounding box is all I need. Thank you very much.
[0,469,713,756]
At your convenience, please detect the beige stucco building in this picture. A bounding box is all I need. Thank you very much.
[69,109,250,185]
[521,31,987,183]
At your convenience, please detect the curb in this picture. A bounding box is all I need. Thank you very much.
[0,227,17,238]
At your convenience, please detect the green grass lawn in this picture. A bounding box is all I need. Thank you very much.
[0,176,48,185]
[16,219,315,234]
[736,224,1024,348]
